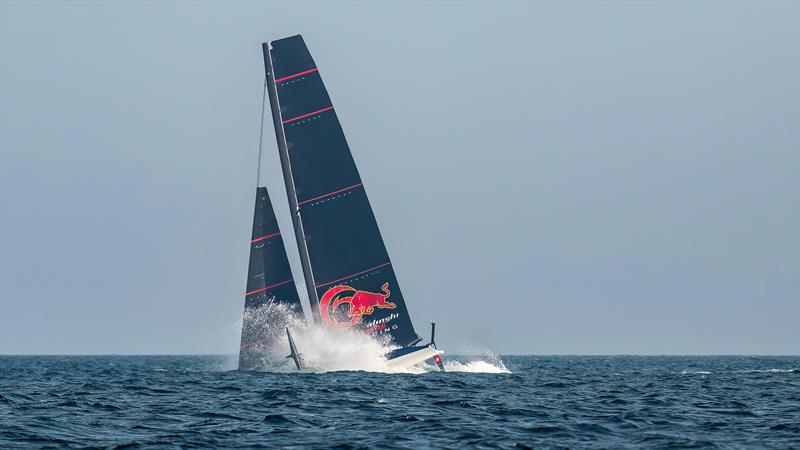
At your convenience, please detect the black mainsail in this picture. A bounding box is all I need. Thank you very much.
[263,35,421,347]
[238,187,303,369]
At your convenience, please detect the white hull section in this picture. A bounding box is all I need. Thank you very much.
[385,345,443,369]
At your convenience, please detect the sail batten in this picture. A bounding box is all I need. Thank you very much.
[250,231,281,243]
[282,106,334,124]
[299,182,363,206]
[315,261,392,289]
[264,35,421,347]
[275,67,319,83]
[245,278,294,297]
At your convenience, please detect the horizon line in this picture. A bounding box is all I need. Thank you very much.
[1,353,797,357]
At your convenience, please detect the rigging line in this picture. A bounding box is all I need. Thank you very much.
[255,78,267,187]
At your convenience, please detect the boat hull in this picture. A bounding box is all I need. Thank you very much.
[385,345,442,369]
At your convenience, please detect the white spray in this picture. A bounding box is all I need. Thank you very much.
[228,301,509,374]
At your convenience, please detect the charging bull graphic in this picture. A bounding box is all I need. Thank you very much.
[319,282,396,329]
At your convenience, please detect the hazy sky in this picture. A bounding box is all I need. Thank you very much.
[1,1,798,355]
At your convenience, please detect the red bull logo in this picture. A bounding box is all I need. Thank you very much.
[319,282,396,328]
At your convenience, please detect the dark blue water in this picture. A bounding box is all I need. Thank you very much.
[1,355,798,448]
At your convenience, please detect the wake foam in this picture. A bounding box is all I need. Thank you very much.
[738,368,800,374]
[441,344,511,373]
[443,360,511,373]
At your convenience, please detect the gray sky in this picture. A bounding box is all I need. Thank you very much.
[1,1,798,355]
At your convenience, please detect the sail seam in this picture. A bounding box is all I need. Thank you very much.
[282,106,334,124]
[250,232,280,243]
[275,68,318,83]
[298,182,363,206]
[246,279,293,297]
[315,261,392,289]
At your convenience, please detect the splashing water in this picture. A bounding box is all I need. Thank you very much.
[236,301,404,373]
[440,343,511,373]
[289,324,402,373]
[444,360,511,373]
[231,301,510,374]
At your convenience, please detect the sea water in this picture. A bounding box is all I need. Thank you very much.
[1,355,798,448]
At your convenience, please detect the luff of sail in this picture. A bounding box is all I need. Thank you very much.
[238,187,303,370]
[263,35,421,347]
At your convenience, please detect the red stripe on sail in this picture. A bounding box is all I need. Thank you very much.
[246,279,293,297]
[275,68,318,83]
[251,232,280,243]
[315,262,392,289]
[282,106,334,124]
[298,183,363,206]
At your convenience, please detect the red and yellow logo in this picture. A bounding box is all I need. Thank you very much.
[319,282,396,328]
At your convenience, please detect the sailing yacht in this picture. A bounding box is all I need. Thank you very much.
[239,35,444,372]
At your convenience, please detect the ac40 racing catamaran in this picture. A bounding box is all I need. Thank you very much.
[238,35,444,372]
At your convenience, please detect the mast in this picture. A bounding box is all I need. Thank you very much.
[262,41,321,322]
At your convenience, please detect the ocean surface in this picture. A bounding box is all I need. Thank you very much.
[1,355,798,449]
